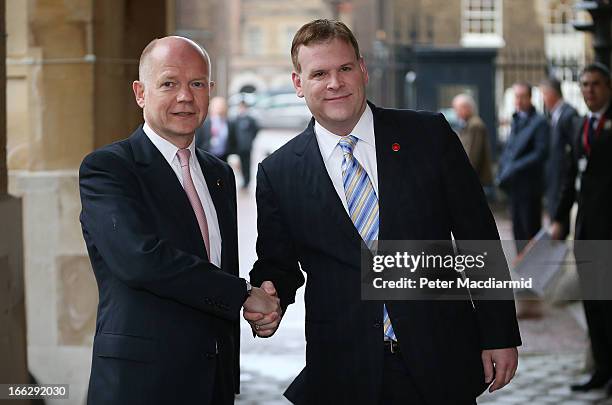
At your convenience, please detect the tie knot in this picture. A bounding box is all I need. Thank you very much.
[177,148,191,167]
[338,135,358,155]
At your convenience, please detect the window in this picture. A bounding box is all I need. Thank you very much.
[547,0,574,34]
[461,0,504,47]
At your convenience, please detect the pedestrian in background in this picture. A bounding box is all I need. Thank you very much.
[497,82,549,253]
[552,63,612,396]
[540,77,579,239]
[197,96,236,162]
[233,100,260,189]
[452,93,493,187]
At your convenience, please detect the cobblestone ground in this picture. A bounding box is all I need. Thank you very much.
[233,133,608,404]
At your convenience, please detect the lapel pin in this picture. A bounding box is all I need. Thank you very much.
[392,143,400,152]
[216,179,223,187]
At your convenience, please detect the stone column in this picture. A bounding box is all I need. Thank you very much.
[5,1,166,403]
[0,0,30,403]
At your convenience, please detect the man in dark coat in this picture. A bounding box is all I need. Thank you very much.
[244,19,521,405]
[540,77,578,239]
[497,82,549,253]
[552,63,612,396]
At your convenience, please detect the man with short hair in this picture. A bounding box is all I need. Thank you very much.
[79,36,280,404]
[245,19,521,405]
[452,93,493,187]
[233,100,260,189]
[552,63,612,395]
[497,82,549,253]
[197,96,236,162]
[539,77,578,239]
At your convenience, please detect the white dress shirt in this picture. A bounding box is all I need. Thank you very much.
[143,122,222,267]
[587,102,610,128]
[314,104,378,213]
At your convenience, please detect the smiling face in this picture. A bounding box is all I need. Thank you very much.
[291,38,368,136]
[133,37,214,148]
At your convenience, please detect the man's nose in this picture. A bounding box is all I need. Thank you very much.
[327,73,343,90]
[177,84,194,102]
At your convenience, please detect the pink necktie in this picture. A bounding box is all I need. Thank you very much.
[176,149,211,259]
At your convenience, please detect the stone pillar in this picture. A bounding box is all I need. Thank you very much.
[5,1,166,403]
[0,0,29,403]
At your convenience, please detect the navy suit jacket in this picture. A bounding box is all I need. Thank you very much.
[556,104,612,240]
[79,127,245,405]
[250,103,521,405]
[545,102,579,236]
[497,108,549,197]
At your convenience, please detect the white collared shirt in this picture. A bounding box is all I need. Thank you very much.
[143,122,222,267]
[587,102,610,128]
[314,104,378,213]
[550,100,565,127]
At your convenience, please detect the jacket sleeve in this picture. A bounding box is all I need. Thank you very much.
[554,116,581,226]
[250,163,305,314]
[436,114,522,349]
[79,149,247,321]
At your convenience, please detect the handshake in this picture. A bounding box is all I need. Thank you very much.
[242,281,282,338]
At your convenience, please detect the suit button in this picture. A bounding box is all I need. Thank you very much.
[373,322,382,329]
[204,352,215,359]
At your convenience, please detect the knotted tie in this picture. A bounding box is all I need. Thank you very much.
[339,135,396,341]
[177,149,211,259]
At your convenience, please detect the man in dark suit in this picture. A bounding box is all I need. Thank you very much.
[196,96,236,162]
[233,101,260,189]
[496,82,549,253]
[244,19,521,405]
[552,63,612,395]
[79,36,280,405]
[540,77,578,239]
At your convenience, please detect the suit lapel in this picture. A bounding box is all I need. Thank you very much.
[370,103,424,241]
[129,128,207,259]
[195,149,230,269]
[294,122,362,244]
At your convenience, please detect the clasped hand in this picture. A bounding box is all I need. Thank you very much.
[242,281,281,337]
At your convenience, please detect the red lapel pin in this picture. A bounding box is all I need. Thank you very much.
[392,143,400,152]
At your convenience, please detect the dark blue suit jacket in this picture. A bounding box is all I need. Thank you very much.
[497,108,549,197]
[250,103,521,405]
[545,102,579,236]
[79,127,245,404]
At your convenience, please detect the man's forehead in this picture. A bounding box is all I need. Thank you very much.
[581,72,606,83]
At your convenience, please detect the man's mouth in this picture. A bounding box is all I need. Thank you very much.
[326,94,351,102]
[172,112,196,116]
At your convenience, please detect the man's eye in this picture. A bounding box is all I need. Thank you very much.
[162,82,175,87]
[341,66,352,72]
[192,81,206,88]
[313,72,324,78]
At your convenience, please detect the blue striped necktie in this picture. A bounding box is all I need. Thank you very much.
[339,135,396,341]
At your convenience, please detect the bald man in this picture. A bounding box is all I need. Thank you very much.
[452,94,493,186]
[79,36,280,405]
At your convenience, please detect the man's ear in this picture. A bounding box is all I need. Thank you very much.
[132,81,145,108]
[359,57,369,86]
[291,71,304,98]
